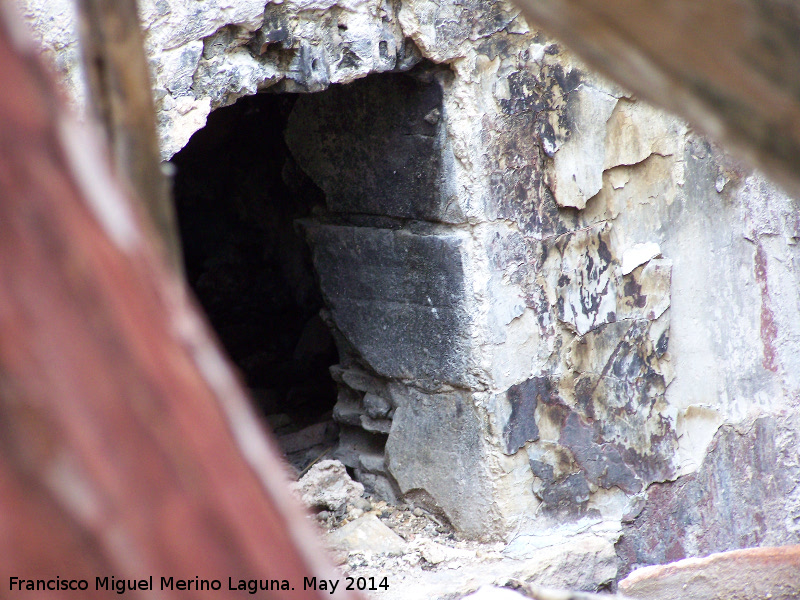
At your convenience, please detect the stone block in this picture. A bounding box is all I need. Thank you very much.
[304,223,472,386]
[385,387,497,539]
[326,514,407,557]
[334,426,387,469]
[363,392,392,419]
[286,69,462,222]
[292,459,364,512]
[354,470,399,503]
[360,414,392,434]
[341,368,386,395]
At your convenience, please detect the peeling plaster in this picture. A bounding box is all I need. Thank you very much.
[621,242,661,276]
[675,405,724,476]
[549,84,617,209]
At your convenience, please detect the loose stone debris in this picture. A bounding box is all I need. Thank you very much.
[294,461,800,600]
[294,460,620,600]
[291,459,364,512]
[462,587,529,600]
[327,515,408,559]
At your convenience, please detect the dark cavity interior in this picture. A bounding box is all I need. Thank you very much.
[170,92,338,473]
[169,64,446,480]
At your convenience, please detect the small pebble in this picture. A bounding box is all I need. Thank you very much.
[412,507,424,517]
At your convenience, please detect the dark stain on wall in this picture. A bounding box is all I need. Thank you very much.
[502,377,550,454]
[285,64,456,222]
[616,416,800,577]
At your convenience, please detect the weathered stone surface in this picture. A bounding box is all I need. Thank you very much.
[619,546,800,600]
[286,68,461,223]
[549,84,618,209]
[461,587,528,600]
[304,223,472,386]
[331,388,364,427]
[21,0,800,551]
[529,462,591,515]
[22,0,425,158]
[386,387,498,538]
[617,259,671,322]
[398,0,520,63]
[620,242,660,276]
[480,53,579,240]
[363,392,392,419]
[332,366,386,395]
[354,471,399,503]
[512,0,800,202]
[603,98,684,170]
[138,0,264,52]
[548,222,617,336]
[616,416,800,576]
[370,527,619,599]
[360,414,392,434]
[500,377,546,455]
[500,528,619,590]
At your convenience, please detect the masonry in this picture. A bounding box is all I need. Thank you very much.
[20,0,800,572]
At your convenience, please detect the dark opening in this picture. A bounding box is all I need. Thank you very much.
[170,92,338,473]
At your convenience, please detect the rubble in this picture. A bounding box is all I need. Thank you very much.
[291,459,364,512]
[462,587,528,600]
[327,514,408,559]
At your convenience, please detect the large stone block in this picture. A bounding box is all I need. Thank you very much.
[286,69,462,222]
[304,223,472,386]
[385,387,498,539]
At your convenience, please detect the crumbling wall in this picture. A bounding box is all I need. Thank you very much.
[18,0,800,558]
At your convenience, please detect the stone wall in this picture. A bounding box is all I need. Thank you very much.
[18,0,800,567]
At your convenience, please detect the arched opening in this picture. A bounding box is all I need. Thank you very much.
[170,92,339,473]
[170,62,450,501]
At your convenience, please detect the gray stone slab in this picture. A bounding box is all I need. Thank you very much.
[285,69,461,222]
[386,387,496,538]
[305,223,472,385]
